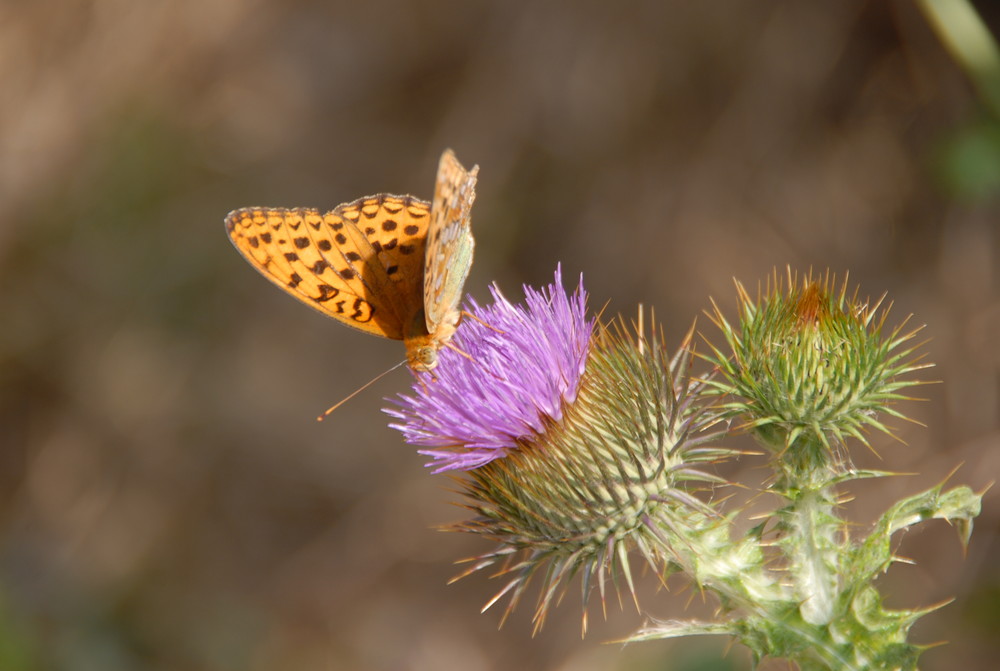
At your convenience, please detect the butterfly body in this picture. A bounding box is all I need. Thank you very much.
[225,150,477,373]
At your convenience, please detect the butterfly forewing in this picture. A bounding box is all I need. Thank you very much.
[423,150,478,334]
[225,197,430,340]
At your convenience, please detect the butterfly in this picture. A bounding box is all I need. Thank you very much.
[225,149,478,373]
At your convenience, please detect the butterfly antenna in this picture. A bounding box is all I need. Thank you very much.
[317,360,407,421]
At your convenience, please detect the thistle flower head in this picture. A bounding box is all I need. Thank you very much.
[385,266,592,472]
[705,268,930,470]
[386,269,733,632]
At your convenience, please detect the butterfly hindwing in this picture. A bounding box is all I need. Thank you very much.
[225,202,426,339]
[333,195,430,314]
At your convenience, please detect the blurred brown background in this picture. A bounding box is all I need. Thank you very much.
[2,1,998,670]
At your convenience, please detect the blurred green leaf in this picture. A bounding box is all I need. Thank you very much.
[935,117,1000,199]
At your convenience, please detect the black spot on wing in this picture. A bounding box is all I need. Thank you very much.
[315,284,339,302]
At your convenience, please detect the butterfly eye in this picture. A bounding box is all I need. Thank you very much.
[410,346,438,372]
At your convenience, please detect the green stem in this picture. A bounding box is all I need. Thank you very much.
[784,484,840,626]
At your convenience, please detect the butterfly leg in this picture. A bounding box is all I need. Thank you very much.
[460,310,505,334]
[444,342,508,383]
[444,341,475,361]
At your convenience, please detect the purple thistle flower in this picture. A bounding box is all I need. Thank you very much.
[385,266,593,472]
[386,264,732,634]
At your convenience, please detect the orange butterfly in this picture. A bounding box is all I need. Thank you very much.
[225,149,478,373]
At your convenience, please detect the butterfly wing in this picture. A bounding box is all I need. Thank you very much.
[423,149,478,335]
[225,196,430,340]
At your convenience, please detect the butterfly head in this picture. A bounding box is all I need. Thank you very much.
[407,344,439,373]
[404,312,440,372]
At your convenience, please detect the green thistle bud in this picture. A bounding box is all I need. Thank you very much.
[705,269,930,475]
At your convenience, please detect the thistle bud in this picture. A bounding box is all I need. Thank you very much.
[705,269,930,476]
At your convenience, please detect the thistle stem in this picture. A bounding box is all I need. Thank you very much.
[782,482,840,626]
